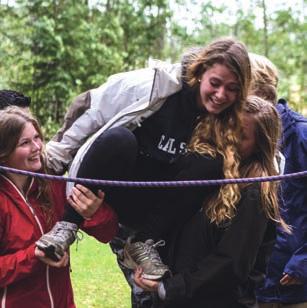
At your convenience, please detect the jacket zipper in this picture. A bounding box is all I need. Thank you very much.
[24,180,55,308]
[0,176,55,308]
[1,288,6,308]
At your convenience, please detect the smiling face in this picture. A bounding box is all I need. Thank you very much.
[5,122,43,172]
[197,63,240,114]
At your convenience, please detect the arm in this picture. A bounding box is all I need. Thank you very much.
[46,68,155,175]
[295,121,307,171]
[0,241,41,287]
[67,184,118,243]
[0,195,44,287]
[46,105,106,175]
[281,122,307,284]
[51,91,91,143]
[281,200,307,284]
[80,203,118,243]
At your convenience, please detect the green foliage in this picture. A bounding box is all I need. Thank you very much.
[166,0,306,115]
[1,0,305,119]
[0,0,171,125]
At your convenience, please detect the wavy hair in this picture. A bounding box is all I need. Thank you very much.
[188,38,252,223]
[239,96,289,231]
[249,53,278,104]
[0,106,54,224]
[200,96,288,231]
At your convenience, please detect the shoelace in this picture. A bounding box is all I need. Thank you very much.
[146,240,166,264]
[51,226,80,242]
[75,230,84,252]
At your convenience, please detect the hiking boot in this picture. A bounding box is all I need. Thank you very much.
[36,221,78,261]
[123,238,171,280]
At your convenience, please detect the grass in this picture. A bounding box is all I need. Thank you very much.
[70,233,130,308]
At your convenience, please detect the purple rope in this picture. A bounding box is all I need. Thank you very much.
[0,165,306,188]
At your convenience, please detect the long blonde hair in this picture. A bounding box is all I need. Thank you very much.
[202,96,287,231]
[0,106,54,223]
[249,53,279,104]
[188,38,252,222]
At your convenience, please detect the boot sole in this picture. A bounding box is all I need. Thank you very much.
[36,241,63,261]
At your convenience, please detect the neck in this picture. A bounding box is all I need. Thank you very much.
[6,172,31,195]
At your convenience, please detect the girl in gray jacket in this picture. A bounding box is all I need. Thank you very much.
[36,37,252,299]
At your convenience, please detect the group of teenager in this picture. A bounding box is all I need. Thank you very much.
[0,37,306,308]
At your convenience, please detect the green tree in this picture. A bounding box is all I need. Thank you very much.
[1,0,172,137]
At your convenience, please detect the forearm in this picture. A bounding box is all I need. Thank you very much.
[0,243,42,287]
[81,203,118,243]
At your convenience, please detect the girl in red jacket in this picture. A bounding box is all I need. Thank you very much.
[0,106,118,308]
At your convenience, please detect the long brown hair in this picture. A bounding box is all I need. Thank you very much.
[188,37,252,220]
[239,96,288,231]
[204,96,288,231]
[0,106,54,222]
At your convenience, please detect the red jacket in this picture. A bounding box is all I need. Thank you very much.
[0,175,118,308]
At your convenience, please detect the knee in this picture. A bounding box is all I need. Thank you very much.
[94,126,138,157]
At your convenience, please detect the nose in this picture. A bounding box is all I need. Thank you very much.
[215,86,226,100]
[32,140,42,151]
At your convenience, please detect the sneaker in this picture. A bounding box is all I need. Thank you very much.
[123,238,171,280]
[36,221,78,261]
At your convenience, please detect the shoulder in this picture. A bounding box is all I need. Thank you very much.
[93,63,181,93]
[291,119,307,154]
[296,121,307,141]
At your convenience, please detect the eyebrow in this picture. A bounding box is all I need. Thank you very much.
[18,137,29,143]
[210,76,238,84]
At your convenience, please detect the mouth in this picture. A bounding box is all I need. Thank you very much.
[209,97,224,108]
[210,97,224,107]
[28,156,41,162]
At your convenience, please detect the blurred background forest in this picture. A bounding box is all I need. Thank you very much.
[0,0,306,138]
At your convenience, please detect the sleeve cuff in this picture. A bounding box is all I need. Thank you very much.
[82,202,117,227]
[158,282,166,300]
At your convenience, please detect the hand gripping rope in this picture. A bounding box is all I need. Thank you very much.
[0,166,306,188]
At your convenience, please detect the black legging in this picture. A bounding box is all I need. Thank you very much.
[63,126,223,239]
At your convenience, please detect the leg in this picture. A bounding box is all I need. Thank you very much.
[123,152,223,279]
[63,126,138,224]
[110,225,154,308]
[135,152,223,241]
[36,127,138,259]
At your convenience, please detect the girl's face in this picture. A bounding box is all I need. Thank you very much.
[240,112,257,159]
[197,63,240,114]
[5,122,43,172]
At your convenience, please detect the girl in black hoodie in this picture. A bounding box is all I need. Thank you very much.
[134,95,289,308]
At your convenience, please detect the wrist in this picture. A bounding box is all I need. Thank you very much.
[82,215,92,221]
[157,281,166,300]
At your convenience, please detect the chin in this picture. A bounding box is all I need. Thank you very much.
[30,164,42,172]
[203,103,222,115]
[207,107,222,115]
